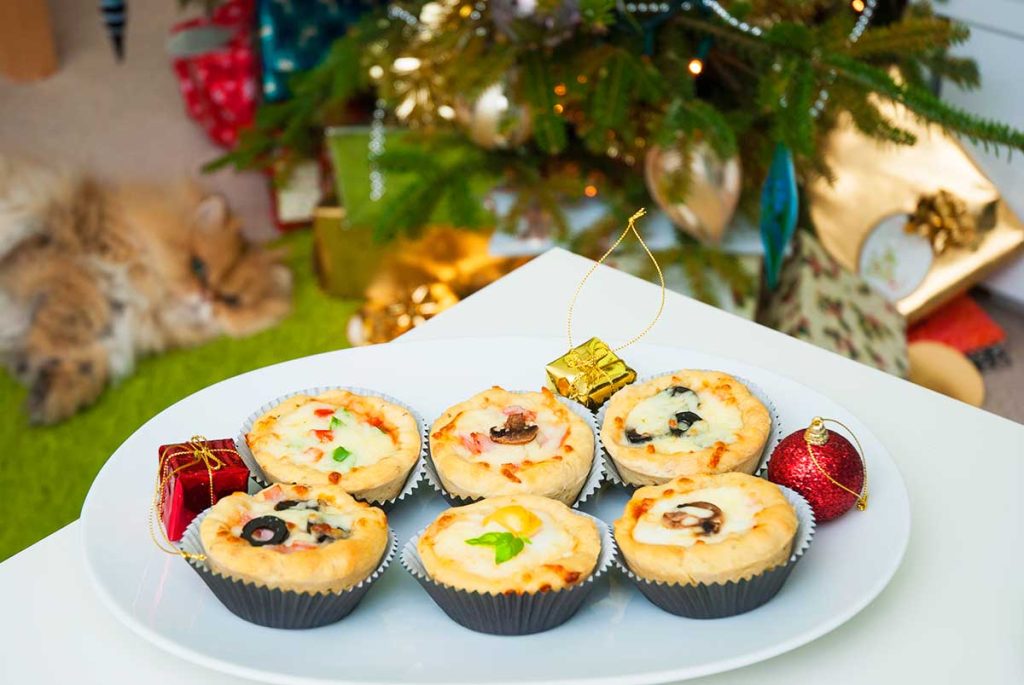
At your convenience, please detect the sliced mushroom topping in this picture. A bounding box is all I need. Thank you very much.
[661,501,723,535]
[274,499,320,512]
[306,518,350,544]
[490,412,539,445]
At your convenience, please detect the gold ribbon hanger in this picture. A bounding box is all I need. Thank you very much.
[804,417,869,511]
[565,208,666,352]
[547,209,666,409]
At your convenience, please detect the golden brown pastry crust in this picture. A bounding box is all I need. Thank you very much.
[429,387,594,504]
[615,473,797,585]
[601,371,770,485]
[246,389,421,502]
[200,482,389,593]
[417,495,601,595]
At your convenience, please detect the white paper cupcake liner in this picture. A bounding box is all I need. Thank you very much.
[597,370,783,489]
[235,385,426,511]
[614,484,815,618]
[423,391,605,509]
[401,512,617,635]
[179,508,398,629]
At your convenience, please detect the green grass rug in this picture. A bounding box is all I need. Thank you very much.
[0,231,357,561]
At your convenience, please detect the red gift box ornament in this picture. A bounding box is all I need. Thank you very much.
[151,436,249,548]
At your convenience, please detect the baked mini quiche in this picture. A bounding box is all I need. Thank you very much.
[429,387,594,504]
[199,482,389,594]
[601,371,770,486]
[246,389,421,502]
[615,473,797,586]
[417,495,601,595]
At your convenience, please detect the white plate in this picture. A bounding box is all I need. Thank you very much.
[81,337,910,685]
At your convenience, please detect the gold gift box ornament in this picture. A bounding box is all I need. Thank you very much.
[546,337,637,410]
[546,209,662,410]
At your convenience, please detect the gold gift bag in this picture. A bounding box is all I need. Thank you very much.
[806,102,1024,323]
[546,209,664,409]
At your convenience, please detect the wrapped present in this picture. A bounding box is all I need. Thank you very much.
[259,0,372,101]
[546,337,637,410]
[157,437,249,542]
[760,232,909,377]
[313,204,390,298]
[806,101,1024,323]
[908,295,1010,371]
[168,0,257,148]
[268,158,329,230]
[341,225,526,344]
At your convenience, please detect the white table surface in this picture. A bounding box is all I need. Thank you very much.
[2,248,1021,684]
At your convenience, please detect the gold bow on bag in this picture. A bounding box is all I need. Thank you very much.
[905,190,993,255]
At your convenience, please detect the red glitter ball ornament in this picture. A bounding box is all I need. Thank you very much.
[767,417,867,522]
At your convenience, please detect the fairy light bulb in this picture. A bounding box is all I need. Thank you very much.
[851,0,865,11]
[687,58,704,76]
[584,185,598,197]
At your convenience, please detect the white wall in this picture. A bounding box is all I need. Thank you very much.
[939,1,1024,305]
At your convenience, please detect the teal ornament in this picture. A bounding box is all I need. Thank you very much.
[759,143,799,289]
[100,0,127,61]
[259,0,374,101]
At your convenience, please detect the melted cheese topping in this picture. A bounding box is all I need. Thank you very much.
[624,389,742,453]
[451,405,569,466]
[262,401,396,473]
[232,497,355,551]
[632,486,762,547]
[431,509,575,578]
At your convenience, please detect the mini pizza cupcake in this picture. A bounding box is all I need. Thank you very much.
[245,389,421,503]
[429,387,596,504]
[403,495,610,634]
[182,482,395,628]
[615,472,812,618]
[601,370,770,486]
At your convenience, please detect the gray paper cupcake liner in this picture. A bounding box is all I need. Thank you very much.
[597,370,783,490]
[423,391,605,508]
[235,385,426,511]
[615,484,815,619]
[178,509,397,629]
[401,512,616,635]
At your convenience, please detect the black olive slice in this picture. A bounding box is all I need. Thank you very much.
[669,410,703,436]
[625,428,652,444]
[241,515,290,546]
[275,499,319,512]
[490,412,539,445]
[669,385,696,397]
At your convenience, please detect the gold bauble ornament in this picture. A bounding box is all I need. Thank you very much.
[644,141,742,244]
[456,82,532,149]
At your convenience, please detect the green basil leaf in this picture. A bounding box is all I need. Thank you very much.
[329,416,341,429]
[465,532,508,546]
[464,532,527,564]
[332,446,352,462]
[494,536,525,564]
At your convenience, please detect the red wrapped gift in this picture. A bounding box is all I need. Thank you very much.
[157,437,249,542]
[168,0,256,148]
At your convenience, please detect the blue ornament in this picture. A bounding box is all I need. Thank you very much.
[99,0,127,61]
[759,143,799,289]
[259,0,375,101]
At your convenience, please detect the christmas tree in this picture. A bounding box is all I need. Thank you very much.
[209,0,1024,304]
